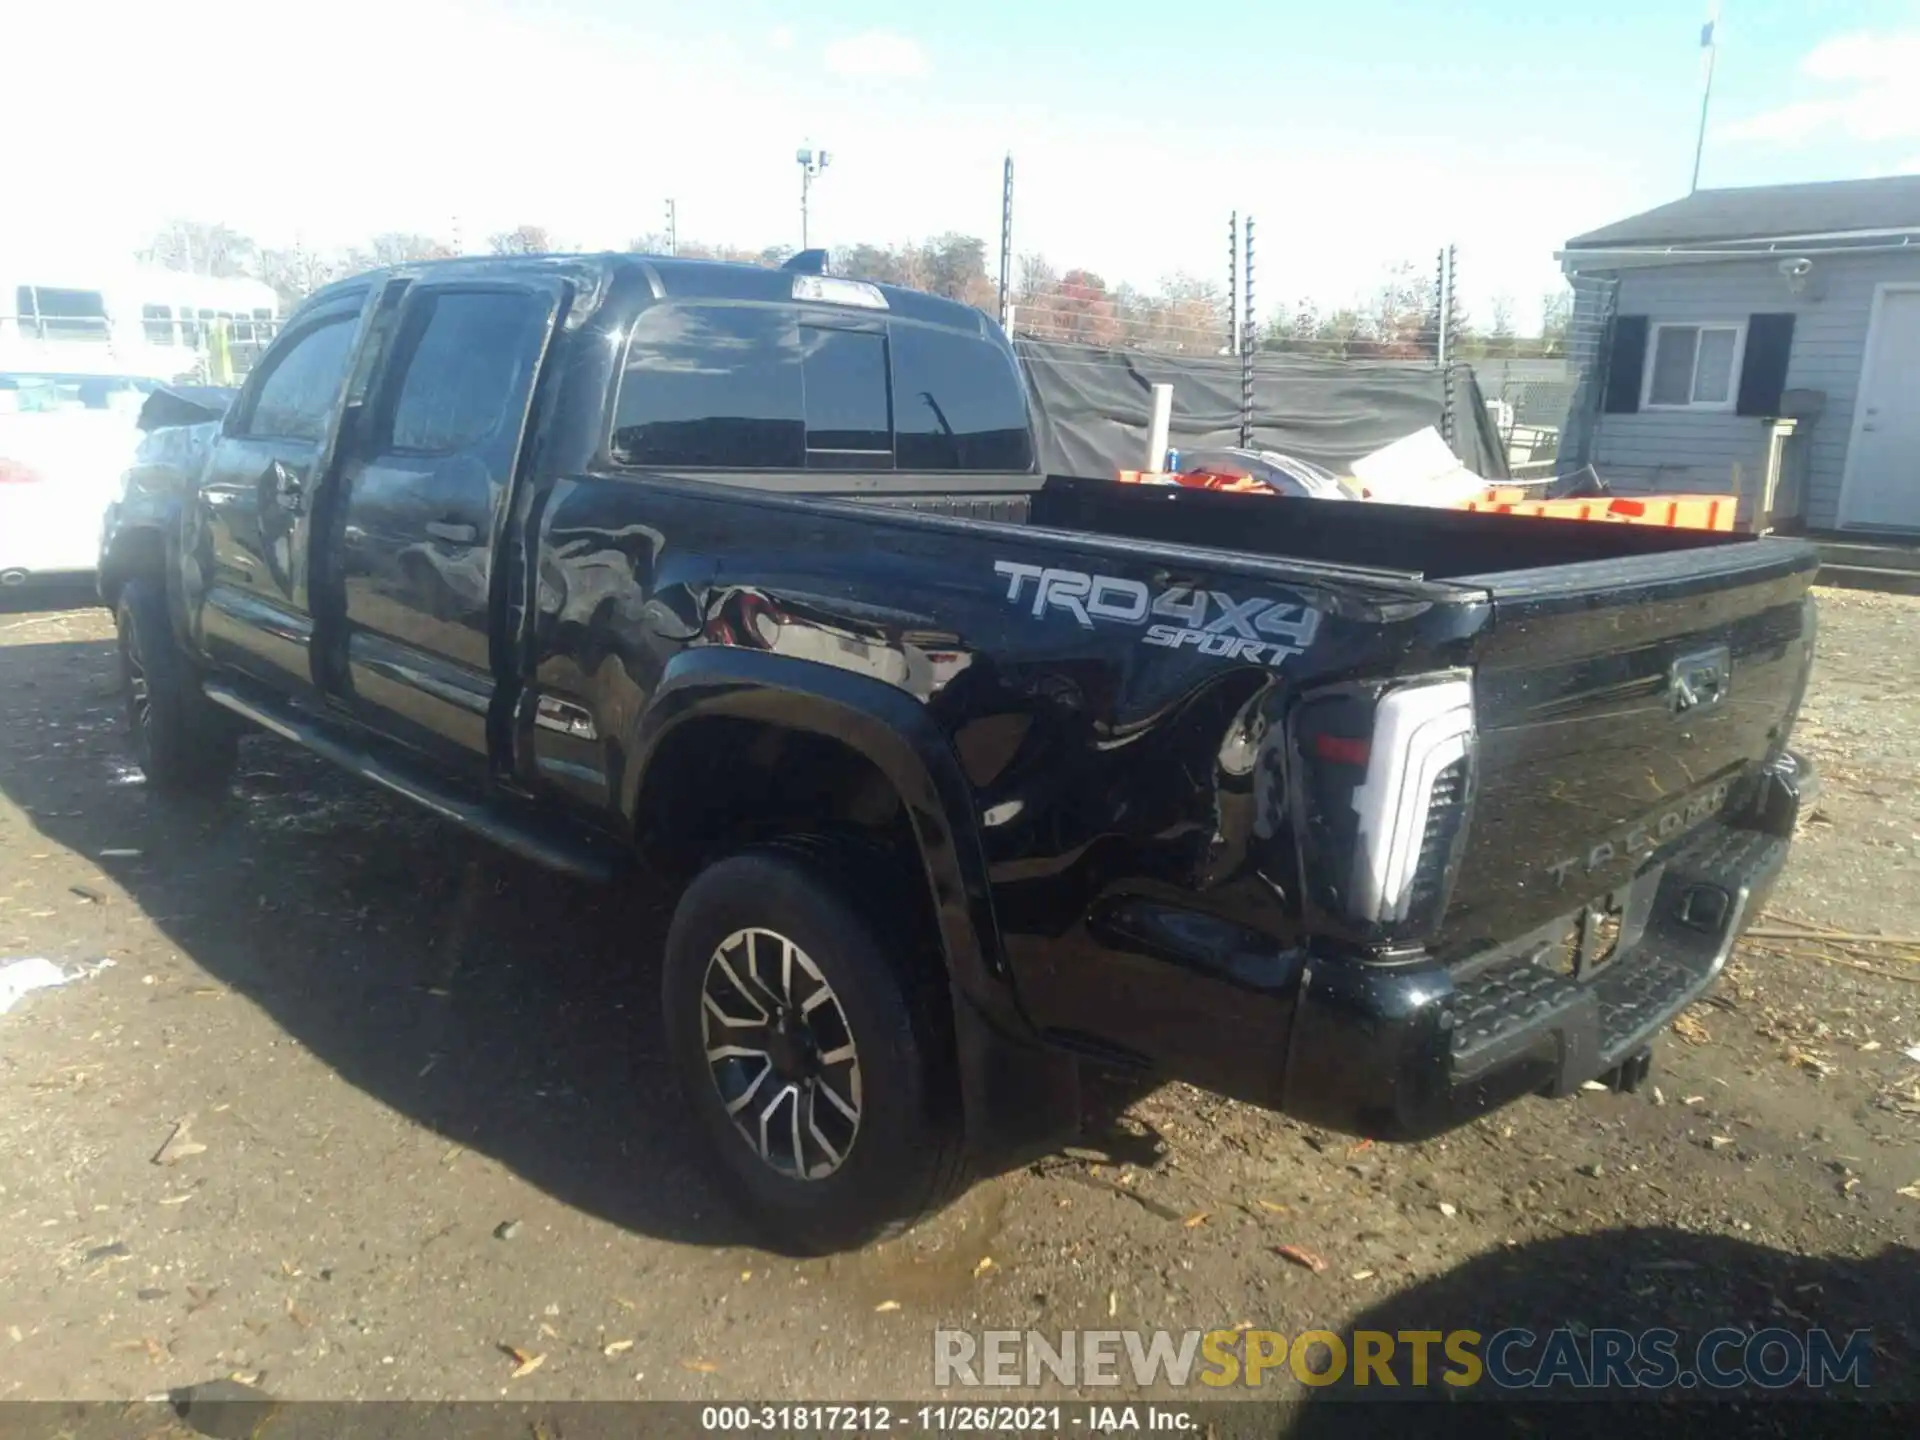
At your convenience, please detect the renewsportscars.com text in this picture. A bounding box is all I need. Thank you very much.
[933,1326,1874,1391]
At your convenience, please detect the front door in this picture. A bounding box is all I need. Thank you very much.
[1841,286,1920,532]
[188,291,370,692]
[319,280,561,770]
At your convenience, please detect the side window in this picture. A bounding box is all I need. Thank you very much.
[800,326,891,463]
[245,315,358,443]
[892,324,1035,471]
[387,290,549,453]
[613,304,804,468]
[142,305,175,345]
[17,286,109,341]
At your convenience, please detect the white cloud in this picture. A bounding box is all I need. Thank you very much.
[767,24,795,51]
[822,31,928,80]
[1723,29,1920,144]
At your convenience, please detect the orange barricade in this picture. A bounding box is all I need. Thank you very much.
[1114,470,1739,532]
[1455,492,1738,532]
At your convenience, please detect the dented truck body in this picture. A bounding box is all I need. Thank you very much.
[98,251,1818,1181]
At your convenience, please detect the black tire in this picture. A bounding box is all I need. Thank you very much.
[115,576,237,795]
[663,840,970,1254]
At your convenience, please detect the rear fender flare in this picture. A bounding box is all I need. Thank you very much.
[619,646,1015,1017]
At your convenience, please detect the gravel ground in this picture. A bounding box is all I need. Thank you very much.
[0,583,1915,1409]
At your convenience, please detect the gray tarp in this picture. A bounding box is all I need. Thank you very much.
[1017,340,1507,482]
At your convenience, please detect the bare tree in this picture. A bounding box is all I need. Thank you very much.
[366,232,455,266]
[140,220,258,278]
[256,246,339,307]
[1480,295,1517,359]
[1540,291,1573,357]
[488,225,553,256]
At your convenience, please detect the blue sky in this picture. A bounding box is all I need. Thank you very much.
[15,0,1920,328]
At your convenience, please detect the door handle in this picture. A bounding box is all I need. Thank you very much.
[425,520,478,544]
[266,459,303,510]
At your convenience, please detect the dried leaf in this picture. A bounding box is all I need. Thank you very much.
[502,1346,546,1379]
[229,1370,261,1386]
[1182,1211,1210,1229]
[1347,1139,1375,1156]
[873,1301,901,1314]
[1671,1012,1711,1046]
[1256,1200,1287,1214]
[152,1119,207,1166]
[680,1359,720,1374]
[1275,1244,1328,1273]
[972,1256,994,1277]
[1350,1269,1376,1281]
[1896,1181,1920,1201]
[604,1339,634,1356]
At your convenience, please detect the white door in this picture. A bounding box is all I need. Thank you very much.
[1842,287,1920,531]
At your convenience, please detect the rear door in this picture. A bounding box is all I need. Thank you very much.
[318,279,561,770]
[1438,542,1818,958]
[188,292,369,693]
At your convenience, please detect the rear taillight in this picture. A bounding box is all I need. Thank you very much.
[0,457,42,484]
[1290,674,1476,951]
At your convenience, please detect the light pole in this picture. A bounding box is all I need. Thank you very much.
[797,145,830,250]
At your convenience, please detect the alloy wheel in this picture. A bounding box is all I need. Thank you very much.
[700,927,863,1180]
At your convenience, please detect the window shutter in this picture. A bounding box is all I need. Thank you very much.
[1603,315,1648,414]
[1737,313,1795,416]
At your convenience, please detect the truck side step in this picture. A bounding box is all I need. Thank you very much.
[202,681,621,884]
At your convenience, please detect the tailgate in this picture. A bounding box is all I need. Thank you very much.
[1437,538,1818,957]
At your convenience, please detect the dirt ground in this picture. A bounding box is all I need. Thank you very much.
[1,583,1915,1407]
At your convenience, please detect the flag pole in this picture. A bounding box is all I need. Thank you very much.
[1690,2,1721,194]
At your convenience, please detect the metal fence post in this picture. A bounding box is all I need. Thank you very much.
[1226,212,1239,356]
[998,155,1014,327]
[1439,244,1457,446]
[1240,217,1256,449]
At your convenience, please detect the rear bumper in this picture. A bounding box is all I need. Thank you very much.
[1280,752,1811,1141]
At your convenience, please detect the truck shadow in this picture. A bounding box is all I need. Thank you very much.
[1,632,1149,1253]
[0,633,760,1248]
[1279,1226,1918,1437]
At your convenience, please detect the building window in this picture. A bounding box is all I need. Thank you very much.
[1644,322,1746,411]
[142,304,176,345]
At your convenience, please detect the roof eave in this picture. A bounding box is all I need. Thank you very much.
[1558,229,1920,270]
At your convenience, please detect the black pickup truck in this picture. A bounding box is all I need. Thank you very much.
[99,252,1818,1253]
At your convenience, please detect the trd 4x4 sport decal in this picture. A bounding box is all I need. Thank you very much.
[993,561,1323,668]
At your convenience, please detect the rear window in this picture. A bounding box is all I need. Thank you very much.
[611,302,1031,473]
[800,326,891,463]
[892,323,1034,471]
[613,305,804,468]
